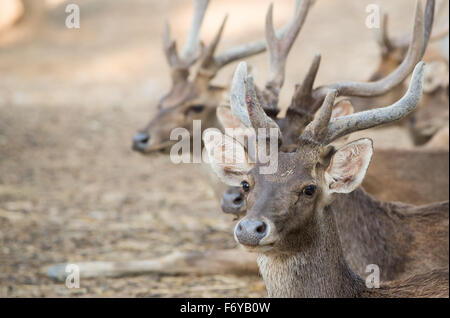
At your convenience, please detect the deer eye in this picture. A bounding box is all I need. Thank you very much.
[186,105,205,114]
[241,181,250,192]
[302,185,316,196]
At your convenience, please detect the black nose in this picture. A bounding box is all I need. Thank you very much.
[235,219,267,246]
[132,132,150,152]
[221,187,246,216]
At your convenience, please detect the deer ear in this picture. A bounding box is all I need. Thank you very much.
[203,129,253,186]
[423,61,449,93]
[324,138,373,194]
[332,99,354,118]
[217,105,248,130]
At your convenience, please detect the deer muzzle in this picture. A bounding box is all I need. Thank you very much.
[221,187,246,217]
[234,217,279,251]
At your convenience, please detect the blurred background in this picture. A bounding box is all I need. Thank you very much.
[0,0,447,297]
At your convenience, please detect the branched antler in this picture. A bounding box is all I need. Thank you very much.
[163,0,210,83]
[376,0,443,56]
[196,0,313,85]
[261,0,313,114]
[301,62,425,145]
[288,53,321,116]
[309,0,430,109]
[230,62,283,144]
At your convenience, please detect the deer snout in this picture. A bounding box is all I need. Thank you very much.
[132,132,150,152]
[221,187,246,217]
[234,218,268,247]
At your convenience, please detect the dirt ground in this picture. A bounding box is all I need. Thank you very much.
[0,0,438,297]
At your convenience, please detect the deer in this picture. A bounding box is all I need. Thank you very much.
[131,0,307,198]
[47,0,313,281]
[352,0,449,146]
[203,60,449,297]
[222,144,450,218]
[131,0,291,156]
[46,0,446,282]
[221,0,448,215]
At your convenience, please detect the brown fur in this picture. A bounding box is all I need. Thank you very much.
[362,148,449,204]
[240,140,449,297]
[136,80,224,153]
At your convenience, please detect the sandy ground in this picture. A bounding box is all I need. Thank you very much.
[0,0,438,297]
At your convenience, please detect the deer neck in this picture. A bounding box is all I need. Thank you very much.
[333,188,412,279]
[257,205,365,298]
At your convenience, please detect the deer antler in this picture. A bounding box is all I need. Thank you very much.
[261,0,313,114]
[196,0,313,85]
[377,0,437,56]
[230,62,282,143]
[288,53,321,116]
[301,62,425,145]
[163,0,210,83]
[311,0,428,104]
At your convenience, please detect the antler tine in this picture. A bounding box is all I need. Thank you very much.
[163,22,178,67]
[230,62,252,128]
[290,53,321,111]
[266,0,310,86]
[163,22,190,83]
[196,14,229,80]
[162,0,209,80]
[320,62,425,144]
[375,12,394,55]
[422,0,435,55]
[230,62,282,142]
[263,0,312,110]
[301,89,337,142]
[180,0,210,64]
[196,1,316,84]
[312,0,426,103]
[379,0,435,53]
[212,8,307,71]
[214,40,267,68]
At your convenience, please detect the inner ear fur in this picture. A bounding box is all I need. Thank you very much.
[324,138,373,194]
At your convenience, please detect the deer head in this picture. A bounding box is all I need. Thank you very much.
[132,0,264,153]
[205,61,424,253]
[219,0,431,217]
[132,0,309,154]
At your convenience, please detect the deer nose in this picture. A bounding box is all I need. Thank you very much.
[234,218,267,246]
[221,187,246,216]
[132,132,150,152]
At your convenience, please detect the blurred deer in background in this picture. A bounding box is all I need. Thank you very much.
[353,0,449,146]
[204,61,448,297]
[131,0,302,196]
[131,0,281,156]
[221,0,448,216]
